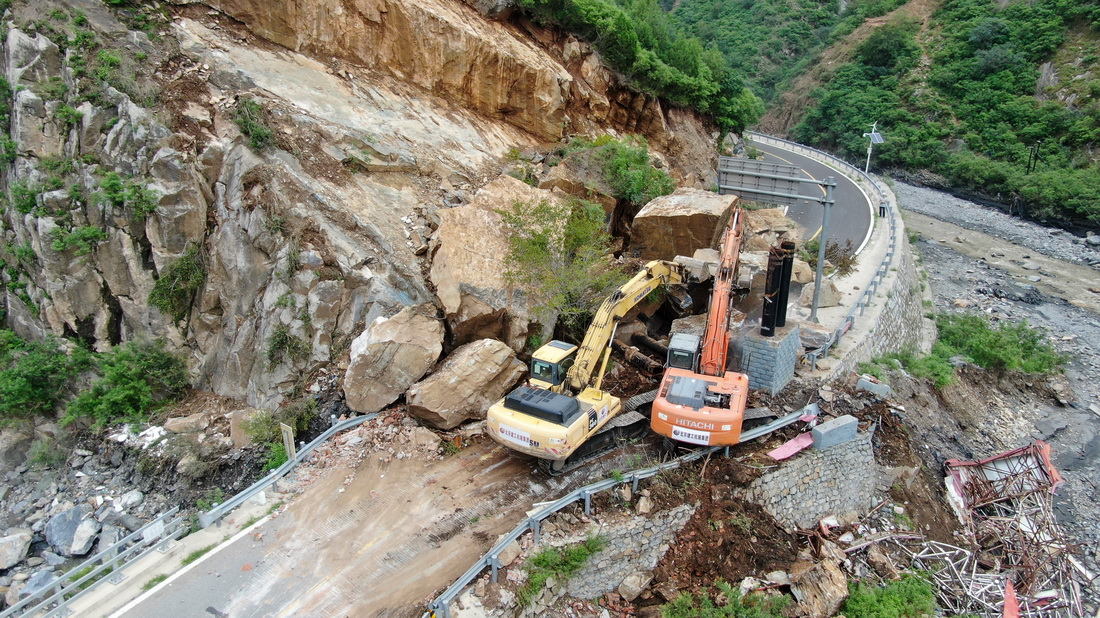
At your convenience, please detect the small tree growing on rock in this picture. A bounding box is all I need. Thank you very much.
[498,197,627,340]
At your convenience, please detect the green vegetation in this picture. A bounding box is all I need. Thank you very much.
[180,543,217,566]
[63,339,189,429]
[515,0,761,133]
[148,246,206,321]
[841,574,936,617]
[518,536,607,605]
[798,238,858,277]
[234,98,274,150]
[661,580,790,617]
[142,574,169,590]
[555,134,676,206]
[196,487,225,511]
[55,104,83,127]
[0,332,92,423]
[263,441,288,471]
[859,313,1066,388]
[51,225,107,255]
[98,172,160,220]
[792,1,1100,224]
[266,324,310,368]
[498,197,627,339]
[28,435,68,467]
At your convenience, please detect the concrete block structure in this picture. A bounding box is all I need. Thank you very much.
[740,324,800,394]
[812,414,859,450]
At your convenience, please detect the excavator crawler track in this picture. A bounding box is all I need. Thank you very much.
[538,390,657,476]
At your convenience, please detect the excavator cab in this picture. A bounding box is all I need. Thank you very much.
[527,340,577,390]
[666,333,701,372]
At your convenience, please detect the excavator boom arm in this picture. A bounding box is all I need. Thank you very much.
[567,260,684,392]
[699,208,744,377]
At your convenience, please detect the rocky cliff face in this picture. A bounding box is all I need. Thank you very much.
[0,0,717,410]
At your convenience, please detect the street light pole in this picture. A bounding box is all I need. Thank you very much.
[862,122,883,174]
[809,176,836,324]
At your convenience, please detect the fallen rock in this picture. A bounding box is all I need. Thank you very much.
[429,176,554,350]
[407,427,441,449]
[789,559,848,617]
[163,412,210,434]
[618,572,652,602]
[791,258,814,284]
[229,407,264,448]
[636,495,653,514]
[743,208,797,251]
[631,188,737,260]
[118,490,144,509]
[799,278,843,308]
[497,539,522,567]
[343,304,444,414]
[19,569,58,600]
[45,506,100,557]
[799,322,832,350]
[406,339,525,429]
[867,544,900,579]
[0,529,32,569]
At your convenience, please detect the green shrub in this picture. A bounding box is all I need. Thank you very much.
[662,580,789,617]
[498,197,627,339]
[518,536,606,605]
[597,136,675,206]
[0,333,92,422]
[195,487,225,511]
[51,226,107,255]
[149,246,206,321]
[63,339,189,429]
[266,324,310,368]
[56,105,83,128]
[263,441,288,471]
[28,436,68,467]
[234,98,273,150]
[11,182,39,214]
[841,574,936,617]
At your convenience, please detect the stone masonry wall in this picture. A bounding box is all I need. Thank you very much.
[743,434,876,529]
[829,237,925,378]
[741,325,801,394]
[517,504,696,616]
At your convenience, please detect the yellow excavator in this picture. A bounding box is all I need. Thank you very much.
[486,260,687,474]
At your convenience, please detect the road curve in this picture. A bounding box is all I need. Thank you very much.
[748,141,873,251]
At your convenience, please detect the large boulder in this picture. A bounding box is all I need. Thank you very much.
[789,559,848,616]
[631,189,737,260]
[429,176,557,350]
[344,305,444,414]
[406,339,525,429]
[45,505,100,557]
[743,208,798,251]
[0,529,32,569]
[799,278,843,308]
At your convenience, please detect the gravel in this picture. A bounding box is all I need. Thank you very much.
[900,179,1100,579]
[893,181,1100,269]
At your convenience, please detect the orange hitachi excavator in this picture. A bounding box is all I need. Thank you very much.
[650,208,752,446]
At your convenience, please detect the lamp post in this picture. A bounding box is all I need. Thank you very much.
[862,122,884,174]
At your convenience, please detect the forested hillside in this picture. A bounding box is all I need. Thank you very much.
[663,0,1100,225]
[792,0,1100,224]
[667,0,907,101]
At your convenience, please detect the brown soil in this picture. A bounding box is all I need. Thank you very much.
[644,458,799,607]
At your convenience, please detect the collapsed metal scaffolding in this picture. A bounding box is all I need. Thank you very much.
[902,441,1097,616]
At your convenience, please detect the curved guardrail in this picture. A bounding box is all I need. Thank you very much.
[198,412,378,528]
[424,404,816,618]
[745,132,900,370]
[0,507,185,618]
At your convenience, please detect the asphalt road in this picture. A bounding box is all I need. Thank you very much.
[747,142,873,251]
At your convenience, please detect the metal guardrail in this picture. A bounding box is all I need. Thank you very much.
[198,412,378,528]
[1,507,185,618]
[425,405,815,618]
[745,132,899,370]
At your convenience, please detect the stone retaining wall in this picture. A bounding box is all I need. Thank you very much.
[743,434,876,529]
[519,504,696,616]
[830,241,925,377]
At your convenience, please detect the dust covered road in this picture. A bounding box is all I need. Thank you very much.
[126,439,611,617]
